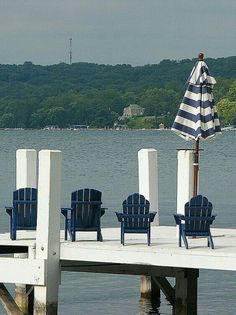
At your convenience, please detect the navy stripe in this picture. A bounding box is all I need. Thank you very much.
[172,122,221,139]
[182,97,214,109]
[172,122,196,138]
[193,65,212,86]
[187,84,213,94]
[214,125,221,132]
[177,109,219,124]
[195,66,209,85]
[201,127,219,138]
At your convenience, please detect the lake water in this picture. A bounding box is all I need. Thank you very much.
[0,129,235,314]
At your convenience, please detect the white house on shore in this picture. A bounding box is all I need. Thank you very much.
[122,104,145,118]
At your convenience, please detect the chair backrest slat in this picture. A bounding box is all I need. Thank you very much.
[71,188,102,228]
[185,195,212,232]
[122,193,150,229]
[13,188,37,228]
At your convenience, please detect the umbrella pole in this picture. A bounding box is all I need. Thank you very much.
[193,139,199,196]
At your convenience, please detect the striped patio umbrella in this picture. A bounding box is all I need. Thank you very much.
[171,53,221,195]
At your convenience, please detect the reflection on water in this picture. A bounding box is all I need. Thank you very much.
[138,298,161,314]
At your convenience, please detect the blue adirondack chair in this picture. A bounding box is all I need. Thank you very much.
[5,188,37,240]
[115,193,157,246]
[174,195,216,249]
[61,188,105,242]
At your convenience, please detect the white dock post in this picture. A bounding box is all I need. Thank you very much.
[16,149,37,190]
[138,148,159,224]
[34,150,62,315]
[177,150,195,215]
[15,149,37,314]
[138,149,159,300]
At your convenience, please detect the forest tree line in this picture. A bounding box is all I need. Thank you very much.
[0,56,236,129]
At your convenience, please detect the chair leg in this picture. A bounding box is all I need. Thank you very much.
[71,230,75,242]
[65,219,68,240]
[11,227,16,240]
[97,229,103,242]
[147,229,151,246]
[121,231,125,245]
[182,232,188,249]
[208,234,214,249]
[178,225,182,247]
[121,223,124,245]
[11,218,16,240]
[65,229,67,241]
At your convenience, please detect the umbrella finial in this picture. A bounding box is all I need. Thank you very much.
[198,52,204,61]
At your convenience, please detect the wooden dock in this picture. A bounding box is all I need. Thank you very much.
[0,149,235,315]
[1,226,236,314]
[60,226,236,272]
[1,226,236,274]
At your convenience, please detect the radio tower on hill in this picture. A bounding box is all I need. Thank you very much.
[69,38,72,65]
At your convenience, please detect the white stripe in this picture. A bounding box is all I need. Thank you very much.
[177,102,218,117]
[184,90,214,102]
[172,126,220,141]
[174,115,220,131]
[171,128,195,140]
[189,61,216,85]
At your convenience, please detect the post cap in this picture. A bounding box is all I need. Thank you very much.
[198,52,204,61]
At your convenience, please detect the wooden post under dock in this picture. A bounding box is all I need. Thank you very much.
[34,150,62,315]
[15,149,37,314]
[138,149,160,300]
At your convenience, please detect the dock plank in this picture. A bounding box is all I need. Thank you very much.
[60,227,236,271]
[1,227,236,275]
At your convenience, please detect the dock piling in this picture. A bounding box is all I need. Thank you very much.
[138,148,159,224]
[16,149,37,190]
[138,149,160,301]
[34,150,62,315]
[15,149,37,314]
[0,283,23,315]
[177,150,195,215]
[174,269,199,315]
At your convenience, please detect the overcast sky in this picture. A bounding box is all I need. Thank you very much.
[0,0,236,66]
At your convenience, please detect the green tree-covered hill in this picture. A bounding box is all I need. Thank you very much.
[0,56,236,128]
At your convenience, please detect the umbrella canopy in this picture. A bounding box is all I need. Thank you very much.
[171,53,221,195]
[172,54,221,140]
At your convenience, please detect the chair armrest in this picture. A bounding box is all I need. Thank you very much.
[61,207,72,217]
[149,211,157,222]
[5,206,13,216]
[173,213,185,225]
[115,212,123,222]
[101,207,107,217]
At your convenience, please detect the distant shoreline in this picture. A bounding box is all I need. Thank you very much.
[0,127,172,131]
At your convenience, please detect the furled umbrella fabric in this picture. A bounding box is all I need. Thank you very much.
[171,58,221,140]
[171,54,221,196]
